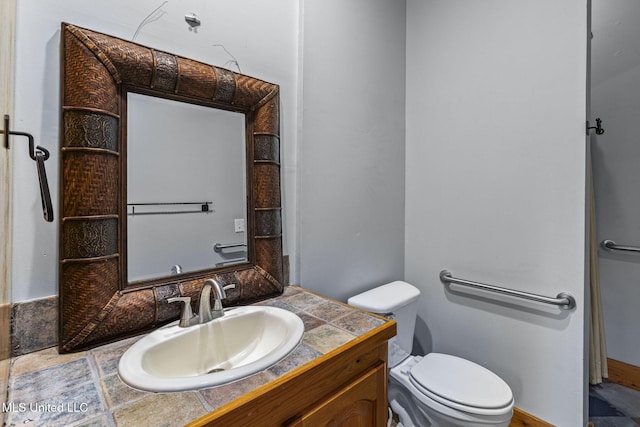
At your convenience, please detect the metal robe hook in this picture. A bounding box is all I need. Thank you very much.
[1,114,54,222]
[587,117,605,135]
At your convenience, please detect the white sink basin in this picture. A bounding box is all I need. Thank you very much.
[118,306,304,392]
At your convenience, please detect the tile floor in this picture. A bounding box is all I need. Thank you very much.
[388,382,640,427]
[589,382,640,426]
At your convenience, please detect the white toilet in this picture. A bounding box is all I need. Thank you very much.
[348,281,514,427]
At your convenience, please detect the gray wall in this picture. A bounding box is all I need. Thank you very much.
[12,0,300,301]
[297,0,407,302]
[405,1,588,425]
[591,0,640,367]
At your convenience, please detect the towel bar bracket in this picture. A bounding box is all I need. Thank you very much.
[586,117,605,135]
[1,114,50,160]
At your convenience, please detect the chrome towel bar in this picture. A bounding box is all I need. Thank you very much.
[213,242,247,253]
[215,258,247,267]
[601,239,640,254]
[127,201,212,216]
[439,270,576,310]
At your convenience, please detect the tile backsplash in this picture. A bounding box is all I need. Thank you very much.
[11,296,58,357]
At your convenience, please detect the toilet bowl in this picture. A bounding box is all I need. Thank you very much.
[390,354,513,426]
[348,281,514,427]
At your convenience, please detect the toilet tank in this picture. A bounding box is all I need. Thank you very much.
[347,281,421,367]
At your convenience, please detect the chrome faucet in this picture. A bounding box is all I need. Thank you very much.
[200,278,236,322]
[167,279,236,327]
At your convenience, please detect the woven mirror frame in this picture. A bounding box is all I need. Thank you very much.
[59,23,283,352]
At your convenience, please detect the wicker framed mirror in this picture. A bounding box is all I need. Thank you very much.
[59,23,283,352]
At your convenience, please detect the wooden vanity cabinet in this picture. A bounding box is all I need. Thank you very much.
[282,362,387,427]
[189,320,395,427]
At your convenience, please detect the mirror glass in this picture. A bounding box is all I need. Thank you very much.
[127,93,247,283]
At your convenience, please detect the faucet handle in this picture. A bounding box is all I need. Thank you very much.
[167,296,196,327]
[221,284,236,299]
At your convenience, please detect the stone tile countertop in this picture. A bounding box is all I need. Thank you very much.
[6,286,389,427]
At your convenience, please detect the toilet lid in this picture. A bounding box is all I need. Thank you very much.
[409,353,513,412]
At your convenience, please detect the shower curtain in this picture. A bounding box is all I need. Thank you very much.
[589,154,608,384]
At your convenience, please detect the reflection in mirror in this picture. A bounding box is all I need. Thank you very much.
[127,93,247,283]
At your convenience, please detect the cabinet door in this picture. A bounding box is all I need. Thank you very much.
[284,362,387,427]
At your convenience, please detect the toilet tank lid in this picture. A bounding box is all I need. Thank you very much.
[347,281,420,313]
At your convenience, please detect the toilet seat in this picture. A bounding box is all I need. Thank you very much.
[408,353,514,416]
